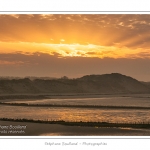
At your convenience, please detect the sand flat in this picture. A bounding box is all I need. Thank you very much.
[0,121,150,136]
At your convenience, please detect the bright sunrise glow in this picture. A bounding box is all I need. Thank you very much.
[0,41,147,59]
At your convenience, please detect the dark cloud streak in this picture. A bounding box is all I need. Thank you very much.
[0,52,150,81]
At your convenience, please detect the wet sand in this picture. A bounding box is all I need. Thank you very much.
[1,94,150,136]
[0,121,150,136]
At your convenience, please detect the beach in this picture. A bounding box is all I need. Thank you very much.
[0,121,150,136]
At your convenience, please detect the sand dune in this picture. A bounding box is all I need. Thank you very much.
[0,73,150,94]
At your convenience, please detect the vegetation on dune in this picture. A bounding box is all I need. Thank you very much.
[0,73,150,94]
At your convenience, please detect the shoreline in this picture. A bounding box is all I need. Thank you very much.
[0,118,150,129]
[0,93,150,102]
[0,120,150,136]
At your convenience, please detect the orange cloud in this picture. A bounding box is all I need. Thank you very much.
[0,41,150,59]
[1,14,150,60]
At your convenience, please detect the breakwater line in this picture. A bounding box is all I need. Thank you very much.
[0,118,150,129]
[0,102,150,110]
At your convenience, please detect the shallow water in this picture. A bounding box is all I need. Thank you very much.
[0,105,150,123]
[1,96,150,135]
[0,96,150,123]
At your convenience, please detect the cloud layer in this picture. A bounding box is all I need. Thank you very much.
[0,14,150,46]
[1,14,150,80]
[1,14,150,59]
[0,52,150,81]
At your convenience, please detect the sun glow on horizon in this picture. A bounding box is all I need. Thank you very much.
[0,41,149,59]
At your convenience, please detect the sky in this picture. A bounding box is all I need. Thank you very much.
[0,14,150,81]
